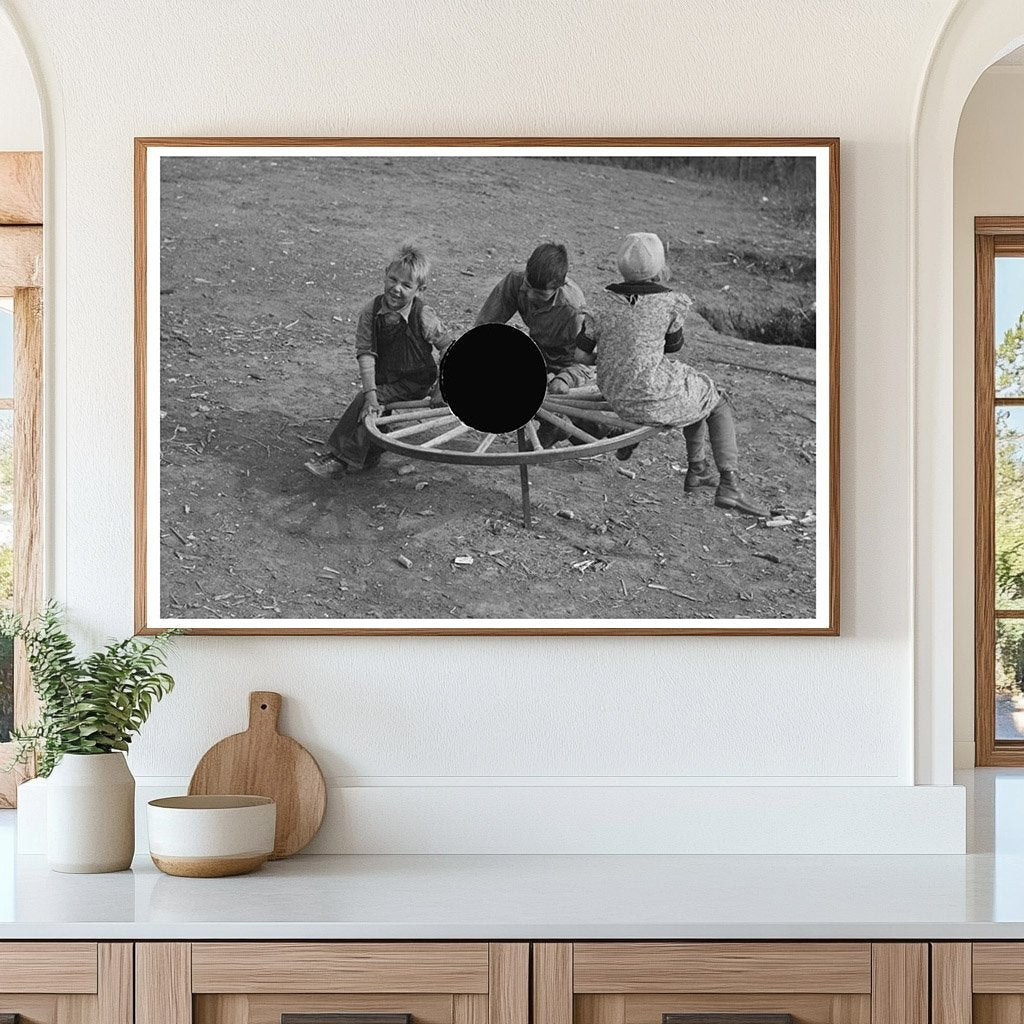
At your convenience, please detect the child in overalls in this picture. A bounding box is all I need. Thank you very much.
[305,244,449,478]
[582,232,767,517]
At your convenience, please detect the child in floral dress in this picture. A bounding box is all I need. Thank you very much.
[580,232,766,517]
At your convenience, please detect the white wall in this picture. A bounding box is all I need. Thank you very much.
[0,0,973,852]
[0,10,39,152]
[953,66,1024,767]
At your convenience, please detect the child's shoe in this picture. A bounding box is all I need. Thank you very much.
[714,471,767,517]
[304,453,346,479]
[684,459,717,492]
[537,420,564,448]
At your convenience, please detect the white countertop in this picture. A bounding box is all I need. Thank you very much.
[0,849,1022,941]
[2,769,1023,941]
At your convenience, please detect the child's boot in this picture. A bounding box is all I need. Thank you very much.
[714,471,767,517]
[304,453,347,479]
[684,459,716,492]
[537,420,560,448]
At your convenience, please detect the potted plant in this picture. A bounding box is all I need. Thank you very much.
[2,603,178,873]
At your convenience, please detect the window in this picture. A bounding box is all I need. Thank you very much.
[0,150,43,806]
[976,219,1024,764]
[0,287,42,806]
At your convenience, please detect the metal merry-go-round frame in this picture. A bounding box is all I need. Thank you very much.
[364,385,659,528]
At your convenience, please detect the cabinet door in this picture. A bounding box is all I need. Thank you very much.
[533,944,927,1024]
[0,943,131,1024]
[137,943,528,1024]
[948,942,1024,1024]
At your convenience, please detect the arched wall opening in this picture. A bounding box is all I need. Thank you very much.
[0,10,41,151]
[952,46,1024,768]
[914,2,1024,784]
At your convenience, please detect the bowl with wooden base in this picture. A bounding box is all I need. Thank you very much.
[147,795,276,877]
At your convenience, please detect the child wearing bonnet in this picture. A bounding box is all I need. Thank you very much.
[578,231,766,517]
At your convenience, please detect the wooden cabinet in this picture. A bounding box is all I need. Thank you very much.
[0,943,132,1024]
[924,942,1024,1024]
[136,944,528,1024]
[932,943,1023,1024]
[0,938,947,1024]
[532,943,928,1024]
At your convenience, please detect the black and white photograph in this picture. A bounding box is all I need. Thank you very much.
[136,140,838,634]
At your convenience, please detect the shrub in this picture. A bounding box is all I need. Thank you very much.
[1,603,179,776]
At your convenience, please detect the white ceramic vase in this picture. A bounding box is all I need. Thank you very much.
[46,752,135,873]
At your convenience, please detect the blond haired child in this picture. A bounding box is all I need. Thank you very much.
[584,232,767,517]
[305,244,449,477]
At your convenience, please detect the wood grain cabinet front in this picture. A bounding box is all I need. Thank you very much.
[136,944,529,1024]
[0,943,132,1024]
[0,937,940,1024]
[933,943,1024,1024]
[532,944,929,1024]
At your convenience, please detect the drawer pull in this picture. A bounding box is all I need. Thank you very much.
[664,1016,794,1024]
[283,1016,411,1024]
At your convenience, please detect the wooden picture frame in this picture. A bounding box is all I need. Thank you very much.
[135,137,840,636]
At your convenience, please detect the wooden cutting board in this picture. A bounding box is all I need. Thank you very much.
[188,691,326,859]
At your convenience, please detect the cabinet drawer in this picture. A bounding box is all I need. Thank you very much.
[570,943,872,1024]
[191,943,491,994]
[973,944,1024,992]
[533,944,925,1024]
[0,942,99,993]
[140,942,528,1024]
[572,944,872,994]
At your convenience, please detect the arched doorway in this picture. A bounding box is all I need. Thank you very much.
[913,2,1024,785]
[954,49,1024,769]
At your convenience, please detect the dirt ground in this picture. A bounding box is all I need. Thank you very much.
[158,156,820,622]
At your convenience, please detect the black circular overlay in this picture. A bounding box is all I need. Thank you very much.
[439,324,548,433]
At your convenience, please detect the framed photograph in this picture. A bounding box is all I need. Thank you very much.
[135,137,839,635]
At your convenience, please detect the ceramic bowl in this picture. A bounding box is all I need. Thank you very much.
[147,795,276,877]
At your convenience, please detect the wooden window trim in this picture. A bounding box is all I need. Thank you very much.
[0,152,43,807]
[0,152,42,226]
[976,218,1024,764]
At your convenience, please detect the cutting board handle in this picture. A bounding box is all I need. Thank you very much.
[248,691,282,734]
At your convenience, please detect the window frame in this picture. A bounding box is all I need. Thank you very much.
[975,217,1024,765]
[0,152,43,807]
